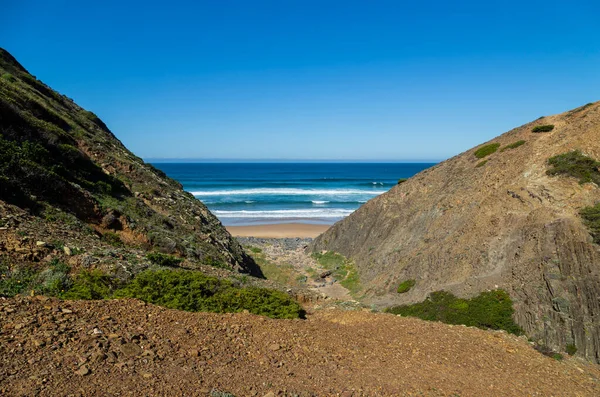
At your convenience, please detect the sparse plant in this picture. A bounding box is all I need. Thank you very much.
[566,343,578,355]
[580,203,600,244]
[500,140,526,152]
[397,178,408,184]
[476,160,488,168]
[397,279,416,293]
[532,124,554,133]
[474,143,500,159]
[63,269,118,300]
[102,231,123,247]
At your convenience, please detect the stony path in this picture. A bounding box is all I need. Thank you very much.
[2,296,600,396]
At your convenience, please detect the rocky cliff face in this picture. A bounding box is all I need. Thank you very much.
[312,102,600,362]
[0,48,258,276]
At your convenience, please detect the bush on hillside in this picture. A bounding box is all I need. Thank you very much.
[63,270,119,300]
[385,289,523,335]
[113,269,304,319]
[474,143,500,159]
[580,203,600,244]
[532,125,554,133]
[146,252,183,267]
[397,279,416,293]
[500,140,526,152]
[546,150,600,185]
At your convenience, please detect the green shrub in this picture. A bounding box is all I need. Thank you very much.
[385,289,523,335]
[312,251,346,269]
[35,259,71,296]
[580,203,600,244]
[203,257,229,270]
[63,270,117,300]
[1,73,16,82]
[113,269,304,319]
[146,252,183,267]
[566,343,578,355]
[500,140,526,152]
[547,150,600,185]
[397,279,416,293]
[476,160,488,168]
[397,178,408,184]
[248,246,262,254]
[0,262,38,297]
[474,143,500,159]
[102,231,123,246]
[532,124,554,133]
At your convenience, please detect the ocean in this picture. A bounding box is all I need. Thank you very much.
[152,163,435,226]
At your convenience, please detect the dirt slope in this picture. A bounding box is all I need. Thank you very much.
[311,102,600,362]
[2,296,599,397]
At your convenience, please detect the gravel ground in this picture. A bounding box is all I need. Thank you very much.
[2,296,600,397]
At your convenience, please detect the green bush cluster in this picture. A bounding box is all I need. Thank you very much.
[474,143,500,159]
[580,203,600,244]
[475,160,488,168]
[385,289,523,335]
[500,140,526,152]
[397,279,416,293]
[0,261,37,297]
[546,150,600,185]
[566,343,578,355]
[36,258,72,296]
[146,252,183,267]
[532,124,554,133]
[63,270,119,300]
[102,231,123,246]
[113,269,304,319]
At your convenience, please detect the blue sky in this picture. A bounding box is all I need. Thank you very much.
[2,1,599,161]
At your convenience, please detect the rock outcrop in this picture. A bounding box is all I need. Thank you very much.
[312,102,600,362]
[0,48,258,276]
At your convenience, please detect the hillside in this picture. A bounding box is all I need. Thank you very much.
[312,102,600,362]
[0,48,258,276]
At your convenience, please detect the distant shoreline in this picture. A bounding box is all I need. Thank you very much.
[226,223,330,238]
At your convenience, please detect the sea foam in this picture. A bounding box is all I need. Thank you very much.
[191,188,386,196]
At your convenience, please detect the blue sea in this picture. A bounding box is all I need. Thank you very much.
[152,163,435,226]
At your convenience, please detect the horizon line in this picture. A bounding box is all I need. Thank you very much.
[145,158,443,163]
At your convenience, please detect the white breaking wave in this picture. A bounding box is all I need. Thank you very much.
[244,200,255,203]
[311,200,330,205]
[213,209,354,218]
[191,188,385,196]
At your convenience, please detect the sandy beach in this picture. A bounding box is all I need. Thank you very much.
[226,223,330,238]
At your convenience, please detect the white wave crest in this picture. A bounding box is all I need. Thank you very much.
[311,200,330,205]
[190,188,386,196]
[213,209,354,218]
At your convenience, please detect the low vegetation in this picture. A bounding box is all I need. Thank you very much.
[546,150,600,185]
[500,140,526,152]
[246,246,303,287]
[385,289,523,335]
[476,160,488,168]
[1,260,303,319]
[397,178,408,184]
[397,279,416,293]
[312,251,361,295]
[580,203,600,244]
[146,252,183,267]
[114,269,304,319]
[532,124,554,133]
[474,143,500,159]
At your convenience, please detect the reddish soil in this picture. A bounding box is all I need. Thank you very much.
[2,296,599,396]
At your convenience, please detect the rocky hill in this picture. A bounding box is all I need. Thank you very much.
[312,102,600,362]
[0,48,258,276]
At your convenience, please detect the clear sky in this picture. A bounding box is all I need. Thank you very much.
[2,1,599,161]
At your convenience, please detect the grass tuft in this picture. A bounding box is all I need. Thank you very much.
[474,143,500,159]
[500,140,526,152]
